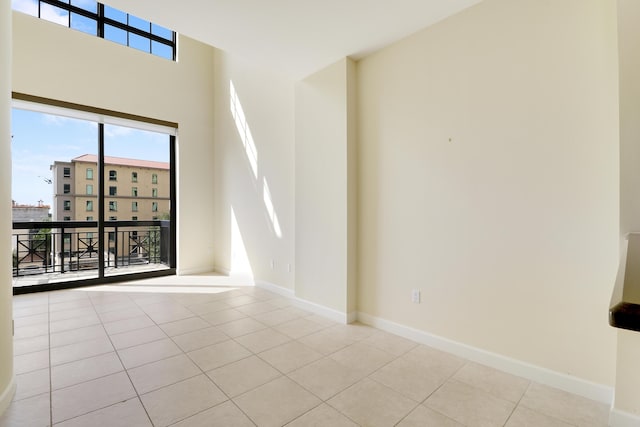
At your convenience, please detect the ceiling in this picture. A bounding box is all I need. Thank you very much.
[102,0,483,79]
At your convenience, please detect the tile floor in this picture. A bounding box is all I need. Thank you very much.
[2,277,610,427]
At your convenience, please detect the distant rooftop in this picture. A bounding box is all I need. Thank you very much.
[12,200,50,209]
[72,154,169,170]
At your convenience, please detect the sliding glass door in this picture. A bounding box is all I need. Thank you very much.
[11,105,176,293]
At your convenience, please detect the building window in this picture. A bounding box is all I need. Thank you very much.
[132,201,138,212]
[86,168,93,179]
[86,200,93,211]
[152,188,158,198]
[132,172,138,182]
[108,231,115,241]
[11,1,177,61]
[63,216,71,221]
[63,167,71,178]
[132,216,138,221]
[108,216,117,221]
[109,186,117,196]
[109,170,117,181]
[86,216,93,221]
[86,232,94,239]
[63,200,71,211]
[132,187,138,197]
[109,201,117,211]
[152,202,158,212]
[63,183,71,194]
[152,173,158,184]
[86,184,93,195]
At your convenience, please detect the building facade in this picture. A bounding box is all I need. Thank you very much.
[51,154,170,222]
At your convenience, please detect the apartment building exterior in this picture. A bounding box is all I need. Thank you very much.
[51,154,170,222]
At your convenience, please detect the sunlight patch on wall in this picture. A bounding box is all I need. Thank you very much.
[229,80,283,239]
[230,206,254,280]
[230,81,258,178]
[263,177,282,238]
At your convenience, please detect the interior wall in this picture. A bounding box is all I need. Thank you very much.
[614,0,640,417]
[295,58,357,315]
[357,0,619,386]
[11,12,216,275]
[619,0,640,236]
[212,50,295,290]
[0,0,16,415]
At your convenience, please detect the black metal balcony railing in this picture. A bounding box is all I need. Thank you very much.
[12,220,171,278]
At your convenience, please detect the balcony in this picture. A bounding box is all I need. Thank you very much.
[12,220,173,290]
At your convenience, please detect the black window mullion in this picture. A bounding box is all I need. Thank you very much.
[98,123,105,279]
[97,3,104,38]
[34,0,176,58]
[39,0,99,21]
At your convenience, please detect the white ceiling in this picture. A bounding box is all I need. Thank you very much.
[102,0,483,79]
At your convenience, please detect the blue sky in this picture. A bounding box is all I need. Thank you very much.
[11,109,170,207]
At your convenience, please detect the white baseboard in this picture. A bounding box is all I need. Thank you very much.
[177,266,219,276]
[0,376,15,417]
[211,266,231,276]
[255,281,354,324]
[610,408,640,427]
[255,280,293,297]
[357,311,613,405]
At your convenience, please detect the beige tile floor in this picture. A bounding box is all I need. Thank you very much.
[2,278,610,426]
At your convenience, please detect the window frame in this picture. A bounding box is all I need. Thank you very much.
[22,0,177,61]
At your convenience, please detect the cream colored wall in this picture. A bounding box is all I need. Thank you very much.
[212,50,295,289]
[619,0,640,236]
[294,58,357,315]
[0,0,16,416]
[12,13,216,274]
[613,0,640,418]
[357,0,619,386]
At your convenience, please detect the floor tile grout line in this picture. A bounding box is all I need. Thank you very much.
[501,380,532,427]
[15,283,599,427]
[152,299,261,427]
[87,292,156,427]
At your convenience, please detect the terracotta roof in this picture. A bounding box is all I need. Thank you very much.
[72,154,169,170]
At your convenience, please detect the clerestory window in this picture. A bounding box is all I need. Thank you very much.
[11,0,177,61]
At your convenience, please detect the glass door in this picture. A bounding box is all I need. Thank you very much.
[11,105,176,293]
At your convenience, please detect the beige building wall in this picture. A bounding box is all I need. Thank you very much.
[72,160,170,221]
[357,0,619,390]
[613,0,640,421]
[294,58,358,319]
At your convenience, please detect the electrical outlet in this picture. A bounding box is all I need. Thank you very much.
[411,289,421,304]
